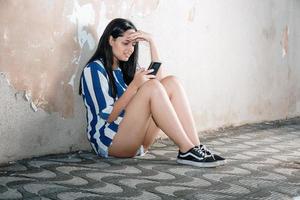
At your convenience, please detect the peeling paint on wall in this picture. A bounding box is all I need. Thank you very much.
[131,0,160,17]
[0,1,81,118]
[281,25,289,57]
[68,1,96,50]
[0,0,160,118]
[187,1,198,22]
[188,6,196,22]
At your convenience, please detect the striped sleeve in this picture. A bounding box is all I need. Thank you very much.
[83,62,115,121]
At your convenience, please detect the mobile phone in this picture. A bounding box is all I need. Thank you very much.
[148,62,161,75]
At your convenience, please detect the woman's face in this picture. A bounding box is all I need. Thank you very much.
[109,29,136,62]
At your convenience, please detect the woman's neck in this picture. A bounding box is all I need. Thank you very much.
[112,57,119,70]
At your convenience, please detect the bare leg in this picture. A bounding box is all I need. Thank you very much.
[142,76,200,151]
[108,79,194,158]
[142,117,160,151]
[160,76,200,146]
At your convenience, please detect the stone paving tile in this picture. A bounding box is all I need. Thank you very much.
[0,118,300,200]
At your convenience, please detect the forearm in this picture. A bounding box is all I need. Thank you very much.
[107,83,137,123]
[149,38,160,62]
[149,38,165,80]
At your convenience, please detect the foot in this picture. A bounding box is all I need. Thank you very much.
[197,144,226,165]
[177,147,220,168]
[136,145,148,156]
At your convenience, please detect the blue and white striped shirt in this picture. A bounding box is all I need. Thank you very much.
[81,59,127,157]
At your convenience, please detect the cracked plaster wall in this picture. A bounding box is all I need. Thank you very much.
[0,0,299,164]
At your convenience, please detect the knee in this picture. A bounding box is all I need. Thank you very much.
[161,75,180,84]
[161,75,182,89]
[140,79,164,93]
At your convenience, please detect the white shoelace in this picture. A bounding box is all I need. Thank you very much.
[199,145,215,159]
[194,147,206,157]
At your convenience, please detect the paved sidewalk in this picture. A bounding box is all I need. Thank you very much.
[0,118,300,200]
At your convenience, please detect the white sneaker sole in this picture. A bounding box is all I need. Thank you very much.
[216,159,227,166]
[177,158,221,168]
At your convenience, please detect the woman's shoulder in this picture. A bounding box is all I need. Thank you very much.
[87,59,105,68]
[85,59,106,75]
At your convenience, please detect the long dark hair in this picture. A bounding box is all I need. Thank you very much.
[79,18,139,98]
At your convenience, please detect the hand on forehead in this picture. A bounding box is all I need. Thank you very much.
[121,29,138,42]
[123,29,136,37]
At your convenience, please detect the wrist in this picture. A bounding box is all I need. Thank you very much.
[148,38,154,45]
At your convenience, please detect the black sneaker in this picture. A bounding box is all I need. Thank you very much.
[197,144,226,165]
[177,147,220,168]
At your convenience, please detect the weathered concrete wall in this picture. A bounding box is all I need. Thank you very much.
[0,0,299,164]
[288,0,300,120]
[150,0,300,131]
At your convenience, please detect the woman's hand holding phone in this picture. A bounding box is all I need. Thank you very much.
[148,62,161,75]
[132,68,156,89]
